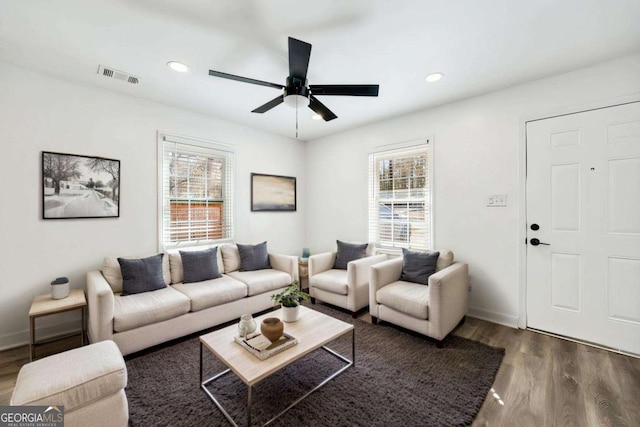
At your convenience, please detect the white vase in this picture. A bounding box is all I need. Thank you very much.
[238,314,257,337]
[282,305,300,322]
[50,277,70,300]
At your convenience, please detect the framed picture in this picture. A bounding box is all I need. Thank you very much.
[251,173,296,212]
[42,151,120,219]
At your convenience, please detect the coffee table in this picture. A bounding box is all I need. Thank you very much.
[199,306,355,426]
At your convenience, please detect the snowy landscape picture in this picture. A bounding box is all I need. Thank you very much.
[42,151,120,219]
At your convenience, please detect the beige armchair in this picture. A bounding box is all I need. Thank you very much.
[369,250,468,347]
[309,244,387,318]
[11,341,128,427]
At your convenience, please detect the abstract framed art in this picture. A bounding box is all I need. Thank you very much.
[250,173,296,212]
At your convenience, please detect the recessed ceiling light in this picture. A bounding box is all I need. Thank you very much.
[167,61,189,72]
[312,114,322,120]
[425,72,444,82]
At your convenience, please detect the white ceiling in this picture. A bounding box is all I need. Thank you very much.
[1,0,639,141]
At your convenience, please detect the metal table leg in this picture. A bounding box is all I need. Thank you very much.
[247,386,252,427]
[29,316,35,362]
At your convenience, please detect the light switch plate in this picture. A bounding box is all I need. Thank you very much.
[487,194,507,207]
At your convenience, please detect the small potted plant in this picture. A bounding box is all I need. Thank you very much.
[271,282,310,322]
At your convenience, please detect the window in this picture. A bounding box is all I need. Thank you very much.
[158,134,234,249]
[368,142,432,253]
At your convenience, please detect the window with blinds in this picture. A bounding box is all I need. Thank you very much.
[159,134,234,249]
[368,143,431,253]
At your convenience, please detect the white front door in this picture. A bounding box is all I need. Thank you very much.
[526,101,640,355]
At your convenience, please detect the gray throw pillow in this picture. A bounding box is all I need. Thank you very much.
[118,254,167,295]
[180,247,222,283]
[334,240,368,270]
[237,241,271,271]
[400,248,440,285]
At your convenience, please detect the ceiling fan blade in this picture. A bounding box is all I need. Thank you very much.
[308,95,338,121]
[209,70,284,90]
[251,95,284,113]
[288,37,312,81]
[309,84,379,96]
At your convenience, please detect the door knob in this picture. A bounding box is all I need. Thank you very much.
[530,238,550,246]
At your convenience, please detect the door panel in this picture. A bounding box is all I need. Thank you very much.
[608,158,640,233]
[526,101,640,355]
[550,252,581,312]
[607,257,640,323]
[551,163,581,231]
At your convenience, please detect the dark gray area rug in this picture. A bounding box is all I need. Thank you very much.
[125,304,504,427]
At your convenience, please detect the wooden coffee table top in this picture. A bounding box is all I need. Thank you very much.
[200,306,353,386]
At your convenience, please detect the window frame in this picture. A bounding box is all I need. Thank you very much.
[157,132,235,251]
[368,139,434,254]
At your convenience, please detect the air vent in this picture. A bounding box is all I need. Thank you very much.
[97,65,140,85]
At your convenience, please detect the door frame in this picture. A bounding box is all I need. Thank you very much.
[518,93,640,329]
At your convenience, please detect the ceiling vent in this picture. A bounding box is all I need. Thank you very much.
[97,65,139,84]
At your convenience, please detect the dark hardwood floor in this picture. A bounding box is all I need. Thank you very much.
[453,317,640,427]
[1,317,639,426]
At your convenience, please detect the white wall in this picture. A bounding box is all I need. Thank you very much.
[0,61,306,349]
[2,53,639,350]
[306,53,640,327]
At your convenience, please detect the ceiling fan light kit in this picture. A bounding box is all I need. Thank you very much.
[284,94,310,108]
[208,37,379,129]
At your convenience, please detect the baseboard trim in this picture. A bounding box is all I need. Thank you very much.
[468,307,518,328]
[0,321,82,352]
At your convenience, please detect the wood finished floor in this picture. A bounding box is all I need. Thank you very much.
[1,317,639,426]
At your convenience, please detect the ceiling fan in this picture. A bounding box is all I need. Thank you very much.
[208,37,379,123]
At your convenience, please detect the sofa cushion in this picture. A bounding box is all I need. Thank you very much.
[237,241,271,271]
[227,270,290,296]
[180,247,222,283]
[113,286,190,332]
[118,254,167,295]
[310,269,348,295]
[103,253,170,293]
[334,240,367,270]
[10,341,126,411]
[376,281,429,320]
[437,250,454,272]
[400,249,440,285]
[172,276,248,312]
[167,246,224,284]
[221,244,241,273]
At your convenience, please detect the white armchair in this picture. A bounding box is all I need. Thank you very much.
[309,244,387,318]
[369,250,468,347]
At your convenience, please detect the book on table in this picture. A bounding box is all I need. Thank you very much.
[234,332,298,360]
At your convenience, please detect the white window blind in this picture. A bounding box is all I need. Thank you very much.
[159,134,234,249]
[368,143,431,253]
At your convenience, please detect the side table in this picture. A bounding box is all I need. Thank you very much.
[299,258,309,291]
[29,288,87,361]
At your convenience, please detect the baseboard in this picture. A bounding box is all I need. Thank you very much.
[0,320,82,352]
[468,307,519,328]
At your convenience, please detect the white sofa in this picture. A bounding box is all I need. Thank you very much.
[369,250,468,347]
[87,244,297,355]
[309,243,387,318]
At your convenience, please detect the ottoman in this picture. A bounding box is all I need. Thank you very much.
[11,340,128,427]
